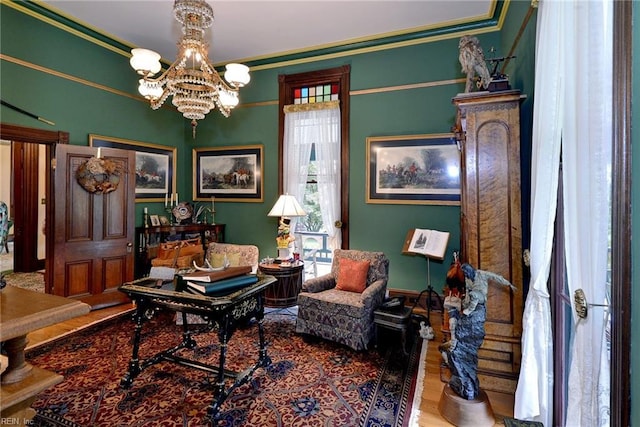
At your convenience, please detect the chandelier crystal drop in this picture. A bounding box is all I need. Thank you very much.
[129,0,250,136]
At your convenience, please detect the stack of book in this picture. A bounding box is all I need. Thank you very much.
[182,266,258,296]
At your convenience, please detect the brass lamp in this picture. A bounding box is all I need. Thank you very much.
[129,0,250,137]
[267,194,306,260]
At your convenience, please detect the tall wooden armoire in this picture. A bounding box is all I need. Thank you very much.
[452,90,525,394]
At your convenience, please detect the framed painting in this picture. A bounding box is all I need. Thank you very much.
[89,134,176,203]
[149,214,160,226]
[366,133,460,205]
[193,145,263,202]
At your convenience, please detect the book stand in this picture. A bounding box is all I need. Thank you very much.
[410,255,443,327]
[402,228,448,326]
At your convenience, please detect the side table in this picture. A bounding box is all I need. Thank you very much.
[373,306,413,356]
[258,263,304,308]
[1,287,91,424]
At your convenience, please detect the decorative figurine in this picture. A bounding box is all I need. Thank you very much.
[172,202,194,225]
[419,320,435,340]
[458,35,492,93]
[439,263,516,400]
[276,217,295,249]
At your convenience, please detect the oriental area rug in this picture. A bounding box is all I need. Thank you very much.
[27,310,423,427]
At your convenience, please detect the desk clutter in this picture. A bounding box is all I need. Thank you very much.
[150,237,204,268]
[182,265,257,296]
[135,224,226,279]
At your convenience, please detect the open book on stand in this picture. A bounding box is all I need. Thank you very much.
[402,228,450,260]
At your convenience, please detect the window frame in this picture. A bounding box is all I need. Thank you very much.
[277,65,351,247]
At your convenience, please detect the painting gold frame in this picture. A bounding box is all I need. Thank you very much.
[90,134,177,203]
[366,133,460,205]
[193,145,264,203]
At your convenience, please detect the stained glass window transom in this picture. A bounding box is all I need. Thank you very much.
[293,84,339,104]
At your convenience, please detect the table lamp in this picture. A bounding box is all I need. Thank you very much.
[267,194,306,260]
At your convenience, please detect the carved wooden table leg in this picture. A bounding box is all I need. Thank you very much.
[1,335,33,385]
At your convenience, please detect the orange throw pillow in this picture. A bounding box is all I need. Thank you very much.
[336,258,370,293]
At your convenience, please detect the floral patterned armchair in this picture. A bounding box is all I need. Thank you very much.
[177,242,259,325]
[295,249,389,351]
[205,242,259,273]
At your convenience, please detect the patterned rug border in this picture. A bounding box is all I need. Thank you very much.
[358,334,423,427]
[33,409,83,427]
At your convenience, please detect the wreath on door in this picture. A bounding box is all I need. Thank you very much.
[76,156,122,194]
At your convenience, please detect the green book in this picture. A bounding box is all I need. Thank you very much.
[186,274,259,296]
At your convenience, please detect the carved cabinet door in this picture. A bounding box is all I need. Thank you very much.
[453,90,525,394]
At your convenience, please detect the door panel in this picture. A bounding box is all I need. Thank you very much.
[54,144,134,309]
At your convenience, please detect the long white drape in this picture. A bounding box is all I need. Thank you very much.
[562,0,612,425]
[513,1,562,424]
[514,1,612,426]
[283,103,342,250]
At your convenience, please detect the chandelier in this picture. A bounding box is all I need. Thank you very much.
[129,0,250,136]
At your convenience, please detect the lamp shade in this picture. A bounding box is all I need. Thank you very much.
[224,63,251,87]
[130,48,162,76]
[267,194,306,217]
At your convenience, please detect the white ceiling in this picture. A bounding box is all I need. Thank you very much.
[41,1,494,65]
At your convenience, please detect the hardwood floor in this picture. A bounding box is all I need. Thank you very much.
[413,307,514,426]
[24,303,513,426]
[25,303,136,351]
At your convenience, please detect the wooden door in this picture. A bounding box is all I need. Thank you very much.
[53,144,135,309]
[11,141,45,272]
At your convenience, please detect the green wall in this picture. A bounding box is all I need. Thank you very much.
[0,3,186,232]
[2,0,637,421]
[198,34,511,293]
[0,2,516,294]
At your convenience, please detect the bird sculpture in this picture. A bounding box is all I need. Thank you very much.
[458,35,492,93]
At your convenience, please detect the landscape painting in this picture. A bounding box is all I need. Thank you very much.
[193,145,263,202]
[366,134,460,205]
[89,134,176,202]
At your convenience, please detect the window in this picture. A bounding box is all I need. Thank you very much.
[277,65,351,248]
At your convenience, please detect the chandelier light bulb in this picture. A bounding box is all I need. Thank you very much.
[130,48,162,76]
[218,89,239,108]
[224,63,250,87]
[138,79,163,100]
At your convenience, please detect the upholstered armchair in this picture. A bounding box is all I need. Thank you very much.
[205,242,259,273]
[295,249,390,351]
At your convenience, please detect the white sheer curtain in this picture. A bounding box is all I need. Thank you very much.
[514,1,612,426]
[283,101,342,250]
[513,1,562,424]
[562,0,612,425]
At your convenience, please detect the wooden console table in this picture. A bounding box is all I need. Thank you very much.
[0,287,90,424]
[118,274,276,425]
[135,223,225,278]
